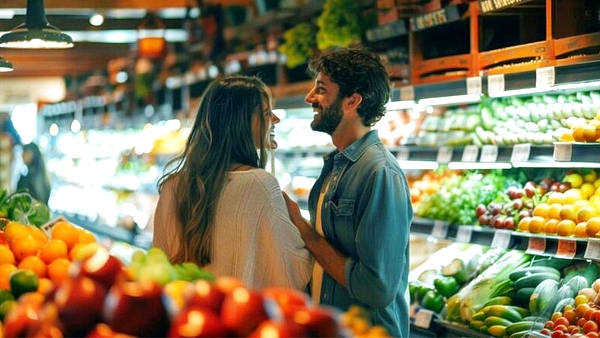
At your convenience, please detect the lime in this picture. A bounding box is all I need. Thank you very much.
[0,289,15,305]
[0,299,17,320]
[9,269,39,298]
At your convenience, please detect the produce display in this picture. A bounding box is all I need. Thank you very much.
[0,215,390,337]
[409,242,600,338]
[417,90,600,147]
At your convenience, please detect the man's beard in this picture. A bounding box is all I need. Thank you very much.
[310,97,343,135]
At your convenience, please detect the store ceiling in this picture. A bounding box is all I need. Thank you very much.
[0,0,254,78]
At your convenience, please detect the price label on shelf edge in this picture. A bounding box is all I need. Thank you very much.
[584,239,600,261]
[526,237,546,255]
[461,145,479,162]
[556,239,577,259]
[491,230,511,249]
[488,74,505,94]
[414,309,434,328]
[480,145,498,163]
[436,147,453,164]
[553,143,573,162]
[456,226,473,243]
[431,220,449,239]
[466,76,482,95]
[511,143,531,163]
[400,86,415,101]
[536,66,556,89]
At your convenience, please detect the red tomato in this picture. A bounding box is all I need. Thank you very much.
[583,320,599,334]
[554,317,570,329]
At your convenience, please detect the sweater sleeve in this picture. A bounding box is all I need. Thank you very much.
[152,179,181,261]
[251,172,314,290]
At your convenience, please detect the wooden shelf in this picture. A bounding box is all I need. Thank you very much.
[554,31,600,64]
[412,54,473,84]
[480,41,554,75]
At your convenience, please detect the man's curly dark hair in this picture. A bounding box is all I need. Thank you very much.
[307,46,391,126]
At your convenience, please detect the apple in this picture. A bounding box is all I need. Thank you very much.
[3,300,43,337]
[291,307,342,337]
[185,279,226,313]
[54,276,107,336]
[71,246,125,289]
[86,323,136,338]
[168,306,228,338]
[261,287,313,318]
[249,318,308,338]
[102,279,170,337]
[221,286,269,336]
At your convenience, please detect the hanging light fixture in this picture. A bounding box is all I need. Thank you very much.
[0,0,73,49]
[136,11,167,59]
[0,55,13,72]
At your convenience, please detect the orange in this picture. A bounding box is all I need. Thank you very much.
[573,125,586,142]
[37,277,54,296]
[51,221,79,250]
[529,216,546,234]
[10,234,42,261]
[69,242,101,261]
[28,226,48,247]
[544,218,560,235]
[574,222,588,238]
[77,228,97,244]
[581,183,596,199]
[518,217,531,232]
[47,258,71,285]
[533,203,551,218]
[4,222,30,243]
[559,204,577,222]
[583,124,598,142]
[557,219,577,237]
[39,239,69,264]
[17,255,47,278]
[560,129,575,141]
[586,217,600,237]
[0,264,17,290]
[577,206,599,223]
[0,245,15,266]
[548,203,563,220]
[547,192,566,205]
[564,188,584,204]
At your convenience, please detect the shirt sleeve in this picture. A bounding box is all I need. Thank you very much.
[152,179,181,261]
[344,166,413,308]
[253,173,314,290]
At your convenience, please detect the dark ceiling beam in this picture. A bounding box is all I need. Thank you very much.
[0,0,254,10]
[0,16,189,31]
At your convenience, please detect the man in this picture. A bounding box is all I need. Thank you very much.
[283,46,413,337]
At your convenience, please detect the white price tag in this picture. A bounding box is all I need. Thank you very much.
[553,143,573,162]
[584,239,600,261]
[536,66,555,89]
[431,220,449,239]
[414,309,434,329]
[400,86,415,101]
[456,226,473,243]
[526,237,546,255]
[466,76,482,95]
[556,239,577,259]
[480,145,498,162]
[39,216,67,237]
[396,148,410,162]
[488,74,505,94]
[436,147,453,164]
[461,145,479,162]
[511,143,531,162]
[491,230,511,249]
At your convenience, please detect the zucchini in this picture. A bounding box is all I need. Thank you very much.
[509,266,561,282]
[515,272,560,290]
[505,320,545,336]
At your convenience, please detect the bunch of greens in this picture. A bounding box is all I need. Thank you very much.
[316,0,362,51]
[416,170,513,225]
[0,189,51,228]
[278,22,317,69]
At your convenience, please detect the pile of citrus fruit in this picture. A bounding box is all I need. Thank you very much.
[518,170,600,238]
[0,219,100,319]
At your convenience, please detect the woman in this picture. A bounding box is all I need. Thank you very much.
[17,142,51,204]
[153,75,313,290]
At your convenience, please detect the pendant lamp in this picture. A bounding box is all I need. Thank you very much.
[0,55,13,72]
[0,0,73,49]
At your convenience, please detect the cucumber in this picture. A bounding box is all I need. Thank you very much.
[505,320,545,336]
[515,272,561,290]
[482,305,523,323]
[514,287,535,306]
[530,257,572,271]
[509,266,561,282]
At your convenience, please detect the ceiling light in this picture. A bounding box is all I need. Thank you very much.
[0,55,13,72]
[89,13,105,27]
[0,0,73,49]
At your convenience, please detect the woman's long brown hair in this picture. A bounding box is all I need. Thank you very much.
[157,75,271,266]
